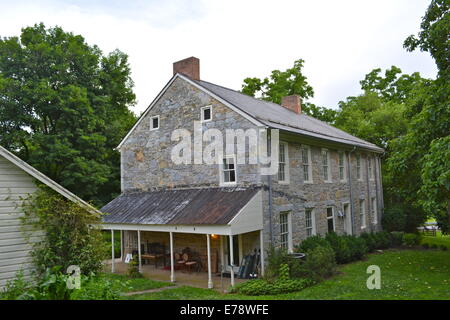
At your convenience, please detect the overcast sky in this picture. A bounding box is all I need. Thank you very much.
[0,0,438,114]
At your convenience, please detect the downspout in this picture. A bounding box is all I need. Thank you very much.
[347,146,356,235]
[267,129,274,243]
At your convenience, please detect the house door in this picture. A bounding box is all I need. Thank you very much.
[343,203,352,235]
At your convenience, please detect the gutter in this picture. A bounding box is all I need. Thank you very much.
[347,146,356,235]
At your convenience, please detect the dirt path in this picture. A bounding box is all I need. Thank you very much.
[122,284,179,296]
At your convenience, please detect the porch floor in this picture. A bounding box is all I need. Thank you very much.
[104,260,247,292]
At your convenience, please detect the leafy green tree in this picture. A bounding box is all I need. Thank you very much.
[388,0,449,232]
[241,59,337,123]
[0,23,136,205]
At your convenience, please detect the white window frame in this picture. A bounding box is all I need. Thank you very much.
[150,115,160,131]
[371,197,378,225]
[200,105,212,122]
[279,211,293,252]
[356,154,362,181]
[301,145,313,183]
[321,148,332,183]
[368,156,374,181]
[360,199,366,229]
[278,142,289,184]
[305,208,316,237]
[326,207,335,233]
[220,155,237,186]
[338,151,347,182]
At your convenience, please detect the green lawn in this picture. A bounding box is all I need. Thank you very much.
[102,273,173,293]
[127,249,450,300]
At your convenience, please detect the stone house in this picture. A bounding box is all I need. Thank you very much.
[101,57,384,288]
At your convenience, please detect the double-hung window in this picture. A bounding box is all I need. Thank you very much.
[368,156,374,180]
[356,154,362,180]
[305,208,316,237]
[278,142,289,183]
[339,151,346,181]
[222,156,236,184]
[371,197,377,224]
[360,199,366,229]
[280,211,291,251]
[301,146,312,183]
[326,207,334,232]
[322,149,331,182]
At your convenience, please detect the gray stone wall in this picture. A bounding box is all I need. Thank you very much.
[262,142,383,250]
[120,77,261,191]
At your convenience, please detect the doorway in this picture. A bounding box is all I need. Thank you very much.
[343,203,352,235]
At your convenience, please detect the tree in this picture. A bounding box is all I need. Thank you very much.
[241,59,337,123]
[388,0,449,231]
[0,23,137,206]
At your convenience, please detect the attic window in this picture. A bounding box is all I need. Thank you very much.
[150,115,159,130]
[201,106,212,122]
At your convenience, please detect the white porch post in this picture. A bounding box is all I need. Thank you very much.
[120,230,123,260]
[260,230,265,277]
[170,232,175,283]
[111,230,115,273]
[219,235,225,272]
[206,234,213,289]
[229,235,235,287]
[137,230,142,273]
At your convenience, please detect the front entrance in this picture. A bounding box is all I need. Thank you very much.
[343,203,352,235]
[225,235,241,273]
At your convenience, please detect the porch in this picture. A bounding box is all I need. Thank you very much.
[100,187,265,289]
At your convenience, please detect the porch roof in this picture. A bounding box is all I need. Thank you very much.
[101,187,260,226]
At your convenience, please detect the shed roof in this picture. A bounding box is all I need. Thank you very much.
[101,187,260,226]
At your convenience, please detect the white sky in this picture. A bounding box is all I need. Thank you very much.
[0,0,438,115]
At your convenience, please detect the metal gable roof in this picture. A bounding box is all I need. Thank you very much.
[100,187,260,226]
[193,79,384,153]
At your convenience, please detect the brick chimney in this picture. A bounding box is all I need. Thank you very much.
[281,95,302,114]
[173,57,200,80]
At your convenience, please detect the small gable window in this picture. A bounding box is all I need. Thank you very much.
[150,115,160,130]
[221,156,236,184]
[201,105,212,122]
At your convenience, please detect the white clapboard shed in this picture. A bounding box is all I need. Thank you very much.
[0,145,94,288]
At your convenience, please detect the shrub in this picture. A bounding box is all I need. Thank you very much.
[325,232,352,264]
[360,232,377,252]
[22,186,107,277]
[390,231,405,246]
[345,235,368,260]
[299,245,336,282]
[232,278,313,296]
[0,272,34,300]
[373,231,392,249]
[402,233,421,246]
[422,243,430,249]
[296,235,331,253]
[127,258,143,278]
[265,247,303,280]
[439,245,448,251]
[430,243,438,249]
[70,275,124,300]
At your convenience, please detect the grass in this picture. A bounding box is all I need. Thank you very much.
[421,232,450,249]
[126,249,450,300]
[102,273,173,293]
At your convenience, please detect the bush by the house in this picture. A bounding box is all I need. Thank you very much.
[345,235,368,261]
[402,233,421,246]
[233,264,313,296]
[265,247,304,280]
[22,186,107,277]
[295,235,331,253]
[127,257,143,278]
[298,245,337,282]
[382,204,426,233]
[390,231,405,246]
[0,268,124,300]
